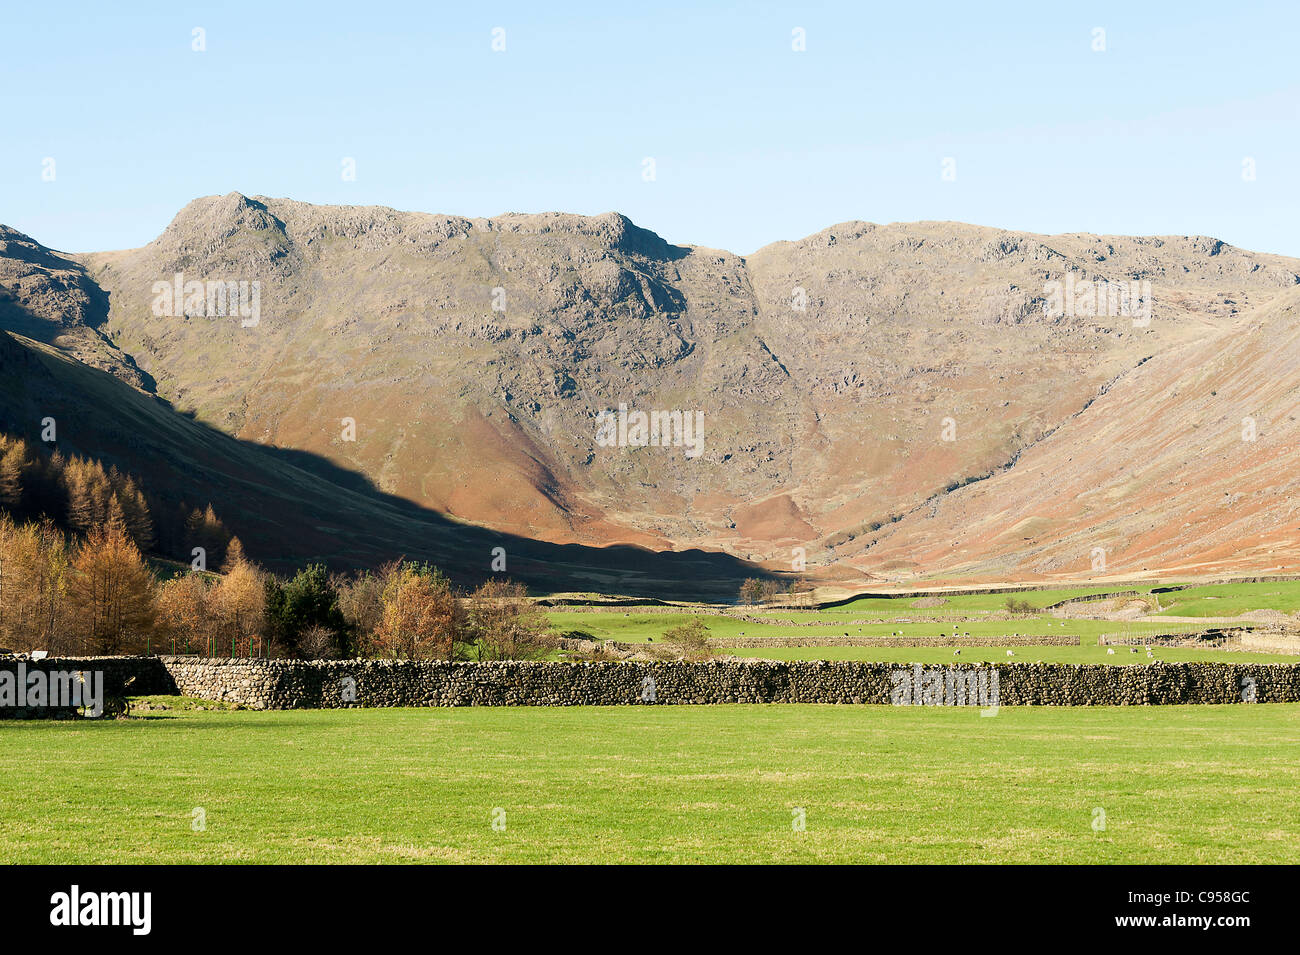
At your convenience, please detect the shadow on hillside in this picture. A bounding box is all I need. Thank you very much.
[0,322,779,601]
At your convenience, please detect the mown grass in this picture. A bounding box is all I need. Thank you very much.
[2,704,1297,864]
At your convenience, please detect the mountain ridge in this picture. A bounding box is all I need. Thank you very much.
[4,194,1299,587]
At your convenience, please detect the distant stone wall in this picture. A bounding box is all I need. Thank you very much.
[1042,591,1142,610]
[709,634,1081,649]
[158,657,1300,709]
[7,655,1298,714]
[1100,628,1245,648]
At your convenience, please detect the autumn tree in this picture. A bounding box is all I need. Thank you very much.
[221,536,247,572]
[738,578,764,606]
[373,562,465,660]
[335,561,397,656]
[67,517,158,654]
[0,516,70,653]
[155,571,215,655]
[112,470,155,552]
[185,504,230,569]
[0,436,31,511]
[466,578,554,661]
[211,556,266,656]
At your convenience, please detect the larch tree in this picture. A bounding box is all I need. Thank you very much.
[68,515,158,654]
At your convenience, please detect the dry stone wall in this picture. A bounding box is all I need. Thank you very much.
[708,634,1080,649]
[6,655,1299,714]
[159,657,1300,709]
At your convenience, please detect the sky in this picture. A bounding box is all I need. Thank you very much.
[1,0,1296,256]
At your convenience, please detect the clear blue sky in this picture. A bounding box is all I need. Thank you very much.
[1,1,1296,256]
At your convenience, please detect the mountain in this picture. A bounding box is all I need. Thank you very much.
[3,194,1299,588]
[852,285,1300,582]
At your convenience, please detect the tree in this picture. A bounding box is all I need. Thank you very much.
[1004,596,1035,616]
[298,624,336,659]
[221,536,248,572]
[738,578,765,606]
[373,562,465,660]
[336,561,396,656]
[264,563,349,657]
[0,515,70,653]
[466,579,553,661]
[212,556,265,656]
[654,618,714,661]
[0,436,30,512]
[155,571,215,655]
[68,520,158,654]
[186,503,229,569]
[115,474,155,552]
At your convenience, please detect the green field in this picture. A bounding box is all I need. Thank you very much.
[724,644,1300,664]
[772,586,1128,618]
[1153,582,1300,617]
[548,611,1177,644]
[547,579,1300,665]
[3,702,1298,864]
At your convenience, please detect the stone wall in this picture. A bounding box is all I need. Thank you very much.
[7,655,1299,714]
[707,634,1081,649]
[158,657,1300,709]
[1099,628,1246,648]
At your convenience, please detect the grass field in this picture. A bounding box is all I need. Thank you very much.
[1153,582,1300,617]
[547,579,1300,665]
[548,611,1182,644]
[2,702,1298,864]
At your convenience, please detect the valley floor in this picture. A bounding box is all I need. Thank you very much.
[3,702,1297,864]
